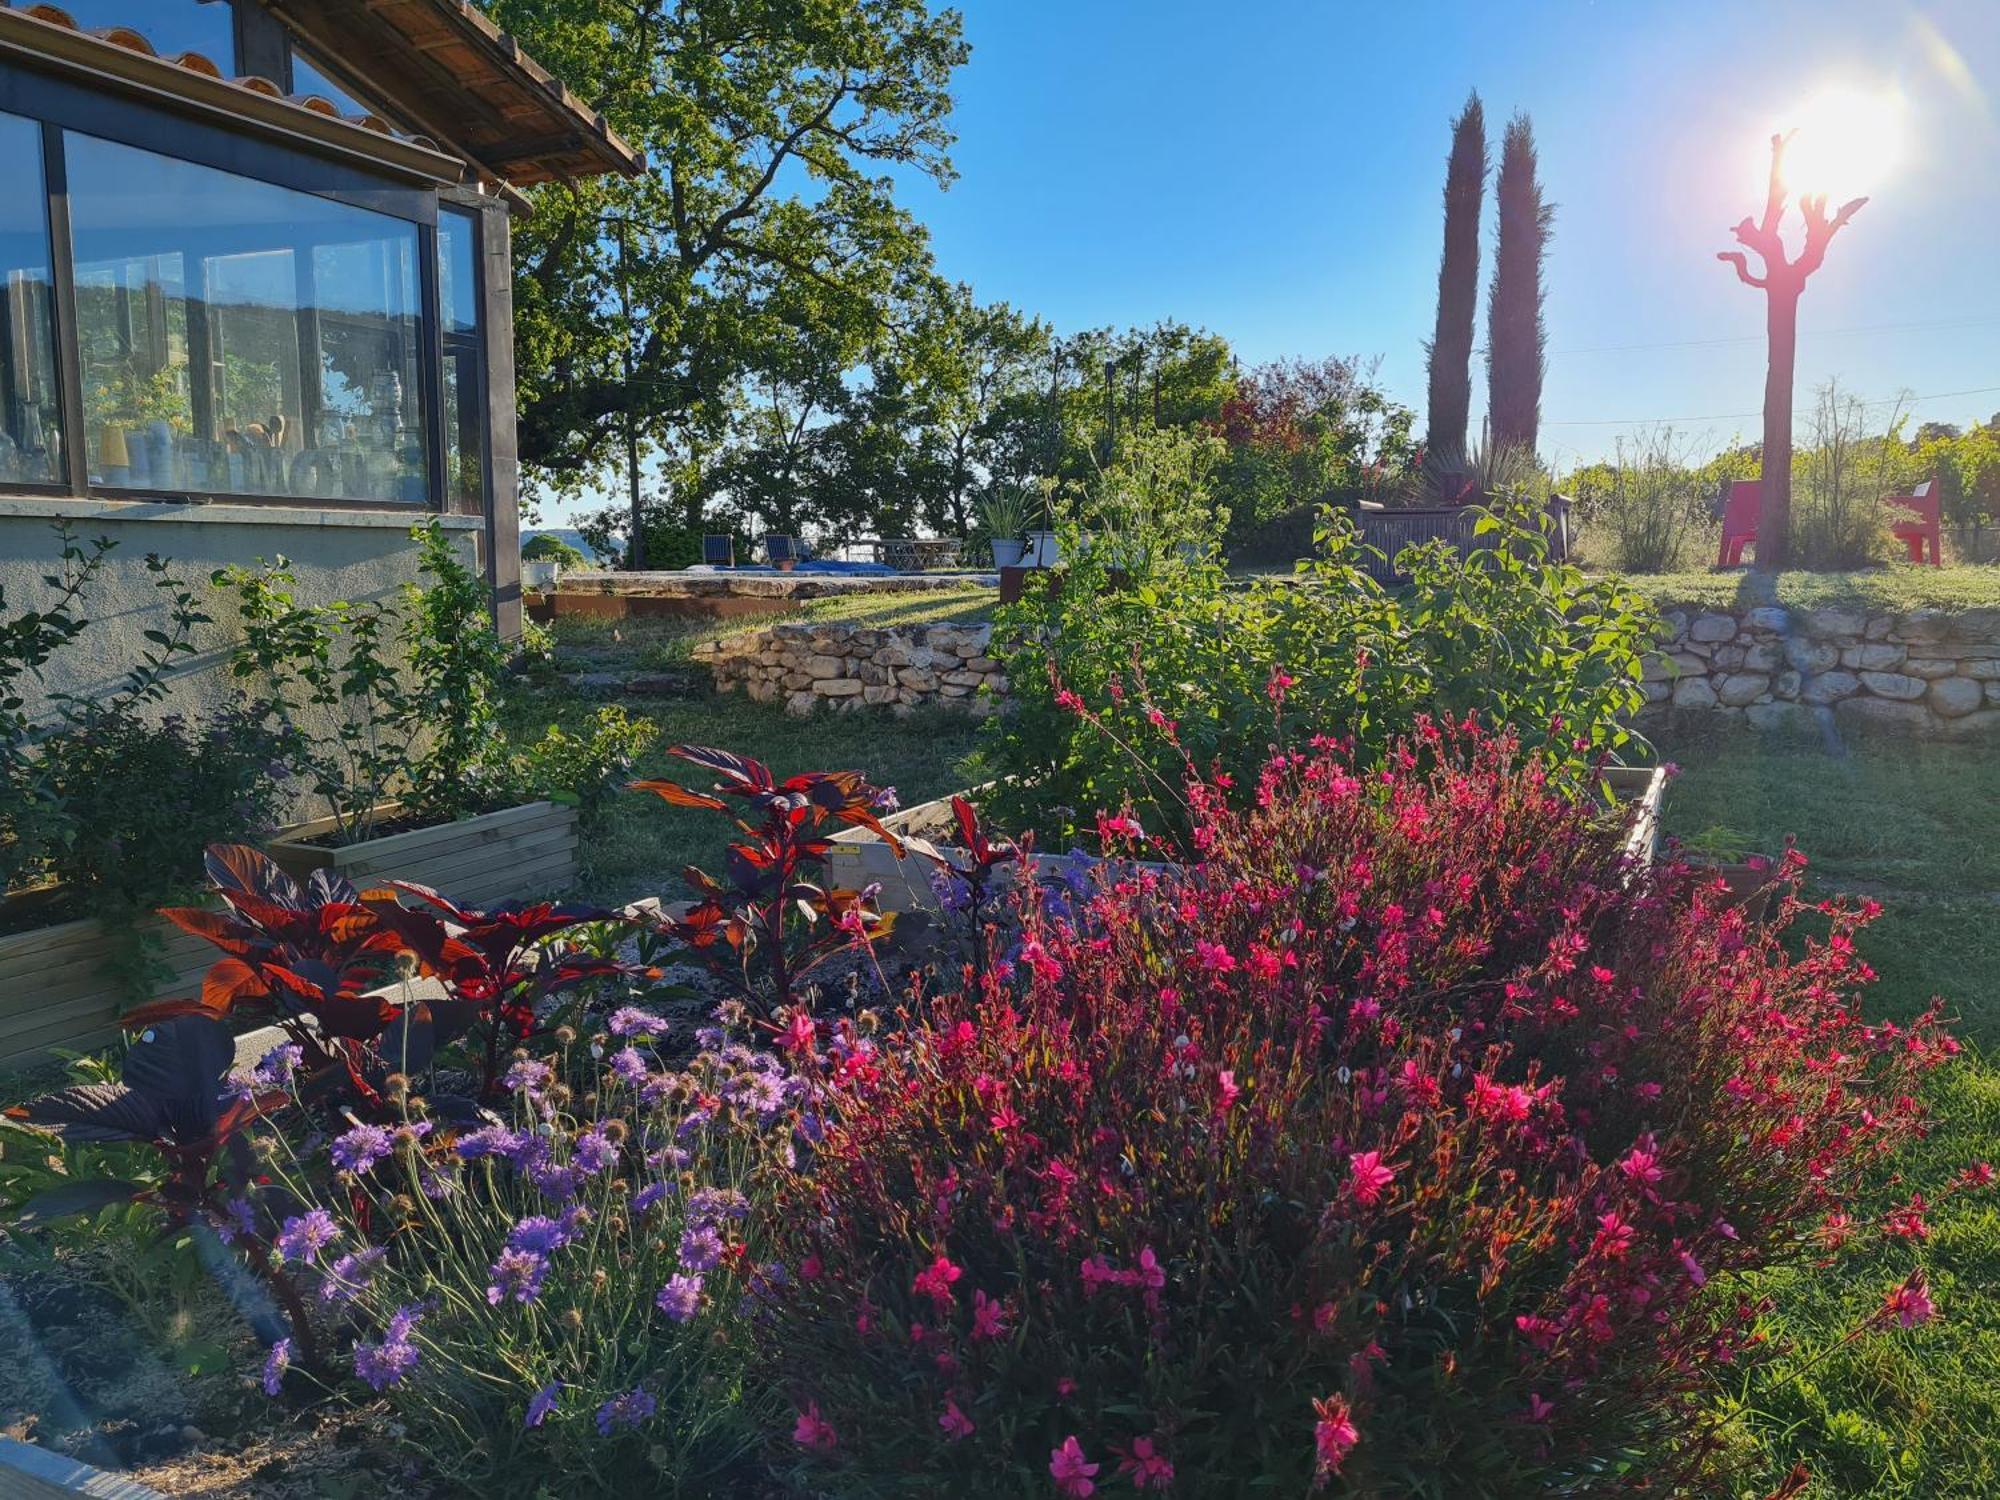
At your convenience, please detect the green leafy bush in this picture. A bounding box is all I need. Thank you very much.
[987,494,1661,843]
[507,704,660,825]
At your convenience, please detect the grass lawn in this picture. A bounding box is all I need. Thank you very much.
[1657,725,2000,1498]
[1626,564,2000,616]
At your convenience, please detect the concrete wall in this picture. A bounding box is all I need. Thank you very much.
[700,622,1007,717]
[2,496,483,731]
[1642,602,2000,738]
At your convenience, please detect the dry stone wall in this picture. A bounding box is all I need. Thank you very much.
[698,623,1007,717]
[1641,604,2000,738]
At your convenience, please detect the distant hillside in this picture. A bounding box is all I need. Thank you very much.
[523,528,618,564]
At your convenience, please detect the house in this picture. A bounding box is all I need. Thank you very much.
[0,0,639,717]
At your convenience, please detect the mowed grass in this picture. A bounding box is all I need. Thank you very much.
[1657,725,2000,1498]
[1626,564,2000,617]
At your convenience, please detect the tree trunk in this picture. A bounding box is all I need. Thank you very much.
[1757,285,1799,571]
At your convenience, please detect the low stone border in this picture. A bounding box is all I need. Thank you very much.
[530,570,997,624]
[1641,604,2000,737]
[697,622,1006,717]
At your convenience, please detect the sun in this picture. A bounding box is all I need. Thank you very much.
[1776,85,1907,201]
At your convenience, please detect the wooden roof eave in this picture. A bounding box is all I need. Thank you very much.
[0,9,469,187]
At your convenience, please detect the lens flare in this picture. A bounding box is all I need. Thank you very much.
[1775,85,1906,201]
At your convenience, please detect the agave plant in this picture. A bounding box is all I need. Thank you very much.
[1415,439,1543,507]
[631,746,906,1019]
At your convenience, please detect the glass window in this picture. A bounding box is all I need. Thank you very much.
[439,209,484,510]
[66,132,429,504]
[0,112,62,485]
[289,51,390,122]
[37,1,237,67]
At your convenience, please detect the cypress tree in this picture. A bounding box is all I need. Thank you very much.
[1487,112,1554,457]
[1424,93,1486,462]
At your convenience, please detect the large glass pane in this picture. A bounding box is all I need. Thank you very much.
[42,1,237,68]
[438,208,484,510]
[66,132,429,504]
[0,112,62,485]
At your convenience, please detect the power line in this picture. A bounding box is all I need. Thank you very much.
[1541,383,2000,429]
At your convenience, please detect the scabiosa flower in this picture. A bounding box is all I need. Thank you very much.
[319,1246,387,1305]
[572,1127,617,1177]
[608,1046,651,1087]
[507,1210,582,1257]
[632,1181,670,1214]
[487,1247,549,1306]
[656,1272,704,1323]
[678,1224,724,1272]
[354,1308,423,1392]
[214,1196,257,1245]
[502,1058,555,1095]
[275,1208,340,1265]
[608,1006,669,1039]
[913,1253,963,1309]
[260,1337,291,1396]
[688,1186,750,1227]
[1347,1149,1397,1207]
[1050,1435,1099,1497]
[939,1397,975,1441]
[455,1124,529,1161]
[1312,1393,1359,1479]
[525,1382,562,1429]
[596,1387,657,1436]
[792,1402,838,1452]
[331,1123,395,1174]
[253,1042,304,1089]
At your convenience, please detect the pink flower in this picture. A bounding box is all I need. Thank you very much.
[1080,1254,1119,1297]
[1266,666,1297,702]
[1050,1435,1099,1497]
[1347,1150,1397,1208]
[1884,1194,1930,1241]
[990,1103,1025,1136]
[971,1288,1009,1342]
[1056,1375,1078,1400]
[1618,1145,1664,1187]
[914,1254,963,1309]
[1678,1250,1707,1287]
[1096,811,1145,843]
[1524,1392,1555,1422]
[1884,1268,1935,1328]
[1114,1435,1176,1490]
[1133,1246,1167,1294]
[1589,1211,1635,1260]
[939,1397,975,1441]
[792,1402,838,1452]
[1055,688,1086,713]
[1312,1393,1359,1478]
[1193,939,1237,974]
[1214,1070,1242,1114]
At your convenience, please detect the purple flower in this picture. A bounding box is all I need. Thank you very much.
[503,1058,555,1096]
[694,1026,726,1051]
[687,1187,749,1228]
[455,1124,529,1162]
[275,1208,340,1265]
[678,1224,724,1272]
[215,1196,258,1245]
[646,1144,692,1172]
[319,1246,387,1305]
[608,1007,669,1039]
[331,1123,395,1174]
[261,1338,291,1396]
[353,1303,425,1392]
[525,1382,562,1430]
[254,1043,304,1089]
[632,1182,670,1214]
[527,1161,581,1202]
[507,1210,582,1258]
[487,1248,549,1306]
[608,1046,651,1087]
[573,1127,617,1177]
[595,1387,657,1436]
[655,1272,704,1323]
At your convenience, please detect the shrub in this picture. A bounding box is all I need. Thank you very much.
[760,724,1956,1495]
[987,496,1659,844]
[1582,430,1713,573]
[507,704,660,825]
[1792,382,1921,571]
[522,533,590,568]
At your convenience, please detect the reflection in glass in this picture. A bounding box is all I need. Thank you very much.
[44,1,238,68]
[439,209,484,509]
[0,112,63,485]
[66,132,429,503]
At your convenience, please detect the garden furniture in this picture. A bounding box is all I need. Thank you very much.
[1716,480,1763,567]
[1885,479,1942,566]
[763,535,809,569]
[702,534,736,567]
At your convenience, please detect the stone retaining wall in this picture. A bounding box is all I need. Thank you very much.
[697,622,1007,717]
[1642,604,2000,737]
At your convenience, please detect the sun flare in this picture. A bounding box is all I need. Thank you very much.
[1775,84,1907,201]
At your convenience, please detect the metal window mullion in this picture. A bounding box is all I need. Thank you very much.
[419,219,445,512]
[39,122,87,495]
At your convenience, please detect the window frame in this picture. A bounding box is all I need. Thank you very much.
[0,59,465,516]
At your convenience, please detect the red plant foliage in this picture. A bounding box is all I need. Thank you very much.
[761,721,1956,1492]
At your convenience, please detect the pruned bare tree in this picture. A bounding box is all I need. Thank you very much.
[1717,132,1866,570]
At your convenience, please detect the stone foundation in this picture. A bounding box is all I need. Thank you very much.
[1642,604,2000,737]
[697,622,1008,717]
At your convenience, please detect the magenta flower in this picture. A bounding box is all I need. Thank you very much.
[1347,1149,1397,1208]
[793,1401,838,1452]
[1884,1268,1935,1328]
[1115,1435,1176,1490]
[970,1288,1008,1341]
[1049,1435,1099,1497]
[939,1397,975,1441]
[913,1253,963,1309]
[1312,1393,1359,1478]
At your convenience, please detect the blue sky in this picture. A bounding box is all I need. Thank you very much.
[900,0,2000,470]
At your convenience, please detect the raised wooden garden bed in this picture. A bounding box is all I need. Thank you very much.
[266,801,580,910]
[829,767,1670,916]
[0,905,214,1071]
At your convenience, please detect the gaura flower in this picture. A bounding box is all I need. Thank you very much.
[1114,1434,1176,1490]
[939,1397,975,1441]
[1347,1150,1396,1208]
[1884,1267,1935,1328]
[1312,1393,1359,1479]
[913,1253,963,1309]
[1050,1435,1099,1497]
[971,1288,1009,1341]
[793,1402,838,1452]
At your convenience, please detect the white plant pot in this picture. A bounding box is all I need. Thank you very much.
[522,559,562,590]
[1023,530,1060,569]
[991,538,1027,569]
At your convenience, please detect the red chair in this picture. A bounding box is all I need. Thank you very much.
[1885,479,1942,567]
[1716,480,1761,567]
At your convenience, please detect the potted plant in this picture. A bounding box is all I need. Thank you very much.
[978,488,1030,570]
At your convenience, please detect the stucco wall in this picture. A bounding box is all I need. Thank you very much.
[2,496,483,730]
[1641,603,2000,738]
